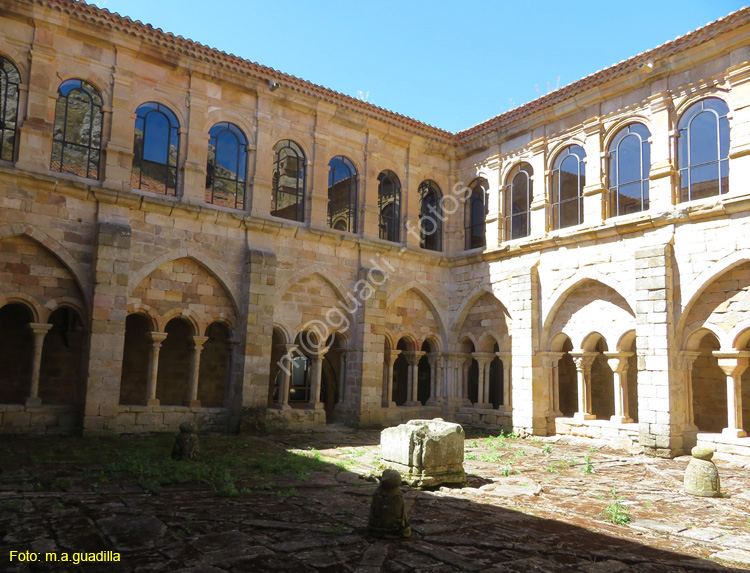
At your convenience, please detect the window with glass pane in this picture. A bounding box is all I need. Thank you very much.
[131,102,180,195]
[608,123,650,217]
[0,57,20,162]
[551,145,586,230]
[419,180,443,252]
[206,122,247,210]
[504,163,533,240]
[465,178,488,250]
[327,156,357,233]
[288,355,311,403]
[271,139,305,221]
[677,97,729,202]
[50,79,103,179]
[378,170,401,242]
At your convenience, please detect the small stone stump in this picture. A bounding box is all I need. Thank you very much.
[380,418,465,488]
[171,422,199,461]
[368,469,411,539]
[684,446,721,497]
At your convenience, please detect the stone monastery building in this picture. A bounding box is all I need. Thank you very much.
[2,0,750,459]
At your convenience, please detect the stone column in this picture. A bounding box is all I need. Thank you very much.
[462,355,473,405]
[403,351,425,406]
[308,351,327,410]
[472,352,495,408]
[538,351,563,418]
[678,351,700,430]
[713,351,750,438]
[338,348,350,404]
[186,336,209,407]
[274,344,297,410]
[570,352,597,420]
[383,349,400,407]
[605,352,634,423]
[426,353,442,406]
[496,352,512,411]
[26,323,53,406]
[146,332,168,406]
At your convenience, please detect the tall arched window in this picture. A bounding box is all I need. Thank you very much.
[206,122,247,210]
[0,57,20,162]
[327,156,357,233]
[465,178,488,250]
[677,97,729,202]
[131,102,180,195]
[378,170,401,243]
[419,180,442,252]
[504,163,533,240]
[551,145,586,230]
[50,79,103,179]
[272,140,305,221]
[608,123,651,217]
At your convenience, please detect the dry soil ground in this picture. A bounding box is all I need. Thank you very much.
[1,425,749,572]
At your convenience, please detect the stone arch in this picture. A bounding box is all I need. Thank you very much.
[278,267,350,307]
[386,286,444,350]
[0,225,91,307]
[453,288,510,351]
[130,257,237,338]
[129,249,239,315]
[387,280,447,343]
[52,73,110,108]
[0,293,43,323]
[543,276,635,351]
[677,251,750,343]
[673,89,732,119]
[546,136,587,172]
[280,271,350,340]
[452,285,510,342]
[602,115,653,151]
[684,323,727,352]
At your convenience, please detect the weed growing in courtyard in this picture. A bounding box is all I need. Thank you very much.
[603,489,630,526]
[583,455,595,474]
[542,444,553,454]
[500,465,518,477]
[480,453,504,463]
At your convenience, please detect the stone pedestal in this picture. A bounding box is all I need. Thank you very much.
[380,418,465,488]
[684,446,721,498]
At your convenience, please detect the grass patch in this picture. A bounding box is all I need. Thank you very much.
[603,489,630,526]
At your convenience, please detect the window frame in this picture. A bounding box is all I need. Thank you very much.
[206,121,248,210]
[131,102,181,196]
[377,170,401,243]
[550,145,586,230]
[607,122,651,218]
[0,57,21,163]
[271,139,306,222]
[327,156,358,233]
[465,177,488,250]
[504,162,533,241]
[418,180,443,252]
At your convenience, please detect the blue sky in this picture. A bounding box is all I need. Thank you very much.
[96,0,747,132]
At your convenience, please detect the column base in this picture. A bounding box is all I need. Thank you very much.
[25,397,42,407]
[610,415,633,424]
[146,398,160,407]
[307,402,325,410]
[404,400,421,407]
[721,427,748,438]
[186,400,202,408]
[274,403,292,410]
[474,402,493,410]
[573,412,596,421]
[382,401,398,408]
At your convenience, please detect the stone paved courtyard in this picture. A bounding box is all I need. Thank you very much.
[1,426,749,572]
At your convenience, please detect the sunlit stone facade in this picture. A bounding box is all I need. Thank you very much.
[2,0,750,458]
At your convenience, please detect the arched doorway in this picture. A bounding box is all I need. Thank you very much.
[488,342,504,409]
[392,338,411,406]
[0,303,34,404]
[558,337,577,417]
[692,333,726,433]
[417,340,434,405]
[589,337,615,420]
[39,307,86,405]
[156,318,193,406]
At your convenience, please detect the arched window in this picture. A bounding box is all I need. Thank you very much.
[327,156,357,233]
[418,180,443,252]
[271,139,305,221]
[0,57,20,162]
[677,97,729,202]
[465,178,488,250]
[608,123,651,216]
[131,102,180,195]
[50,79,103,179]
[206,122,247,210]
[378,170,401,243]
[504,163,533,240]
[551,145,586,229]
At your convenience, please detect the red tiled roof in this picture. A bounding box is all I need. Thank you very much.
[25,1,750,144]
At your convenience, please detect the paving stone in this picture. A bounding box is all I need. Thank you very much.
[711,549,750,567]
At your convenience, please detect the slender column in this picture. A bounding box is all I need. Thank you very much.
[678,351,700,430]
[462,355,472,405]
[570,352,597,420]
[538,351,563,417]
[426,353,443,406]
[308,351,327,409]
[403,351,425,406]
[26,323,53,406]
[497,352,512,412]
[186,336,209,407]
[605,352,634,423]
[713,351,750,438]
[274,344,297,409]
[146,332,168,406]
[472,352,495,408]
[383,349,400,407]
[338,349,350,404]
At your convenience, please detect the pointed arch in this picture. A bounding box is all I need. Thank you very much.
[279,267,350,306]
[386,280,447,343]
[451,285,511,342]
[128,247,240,315]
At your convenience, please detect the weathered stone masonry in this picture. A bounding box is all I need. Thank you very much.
[1,0,750,458]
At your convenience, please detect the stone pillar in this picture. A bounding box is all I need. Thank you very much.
[635,243,680,457]
[83,218,132,435]
[103,52,137,192]
[403,350,425,406]
[605,352,634,423]
[497,352,512,411]
[338,348,350,404]
[146,332,168,406]
[570,352,597,420]
[472,352,495,408]
[527,139,547,238]
[274,344,296,410]
[183,75,210,205]
[713,351,750,438]
[25,323,53,406]
[582,119,605,226]
[186,336,209,407]
[383,350,400,407]
[251,92,275,218]
[310,104,335,230]
[538,351,563,418]
[678,351,700,430]
[462,355,472,405]
[647,94,676,210]
[426,353,441,406]
[308,351,326,410]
